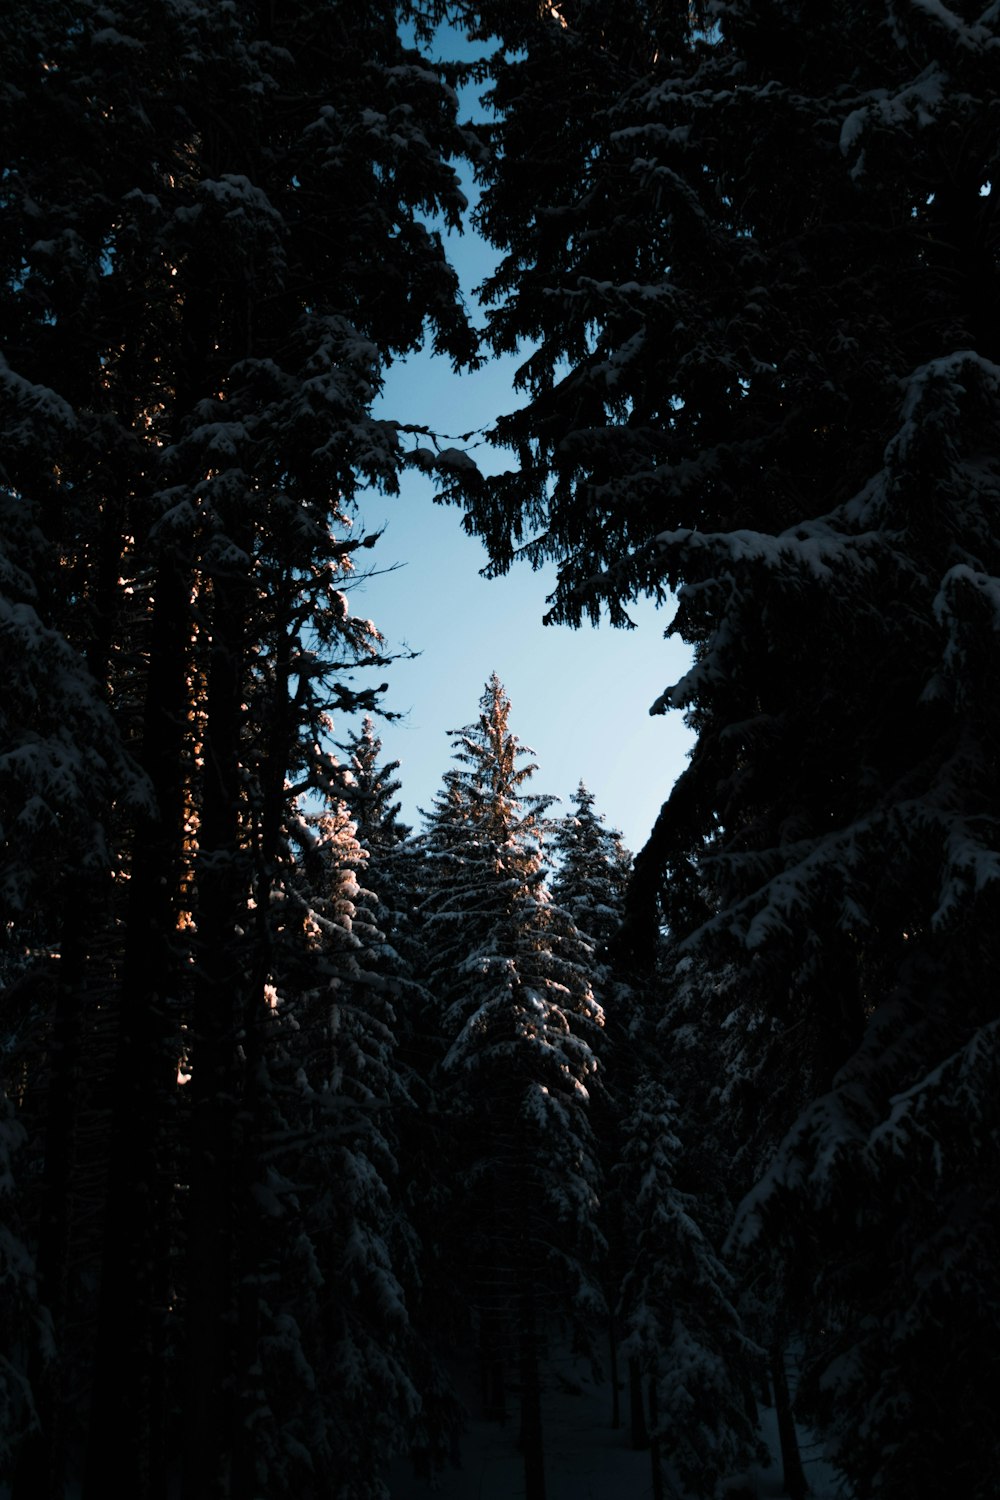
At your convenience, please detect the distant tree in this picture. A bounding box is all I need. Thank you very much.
[549,782,631,954]
[450,3,1000,1496]
[342,715,411,854]
[337,715,425,1045]
[418,675,606,1500]
[337,715,421,1033]
[333,716,469,1479]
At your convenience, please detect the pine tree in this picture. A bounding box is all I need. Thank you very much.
[332,717,472,1482]
[449,4,1000,1495]
[337,716,424,1050]
[616,1076,761,1500]
[342,715,411,854]
[549,782,631,955]
[417,675,606,1499]
[252,794,425,1500]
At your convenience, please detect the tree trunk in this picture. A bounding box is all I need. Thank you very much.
[629,1356,649,1449]
[743,1373,760,1430]
[648,1371,664,1500]
[607,1308,621,1430]
[771,1340,808,1500]
[518,1281,545,1500]
[12,911,84,1500]
[184,564,250,1498]
[84,560,190,1500]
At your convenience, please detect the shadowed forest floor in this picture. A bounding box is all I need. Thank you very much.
[389,1349,843,1500]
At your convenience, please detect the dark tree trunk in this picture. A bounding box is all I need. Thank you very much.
[229,996,271,1490]
[480,1300,508,1422]
[184,564,250,1498]
[648,1372,664,1500]
[772,1340,808,1500]
[743,1373,760,1430]
[518,1281,545,1500]
[629,1356,649,1449]
[12,912,84,1500]
[84,559,190,1500]
[607,1307,621,1430]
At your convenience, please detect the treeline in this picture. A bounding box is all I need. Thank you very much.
[3,2,1000,1499]
[3,643,764,1500]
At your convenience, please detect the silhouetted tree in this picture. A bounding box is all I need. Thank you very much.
[452,4,1000,1494]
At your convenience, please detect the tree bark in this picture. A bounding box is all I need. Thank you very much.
[648,1372,664,1500]
[84,559,190,1500]
[12,912,83,1500]
[480,1300,508,1422]
[629,1356,649,1449]
[607,1308,621,1430]
[184,563,250,1498]
[771,1340,808,1500]
[518,1281,545,1500]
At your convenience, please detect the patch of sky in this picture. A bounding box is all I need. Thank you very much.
[343,21,695,854]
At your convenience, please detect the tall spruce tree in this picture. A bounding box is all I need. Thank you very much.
[342,715,411,854]
[549,782,631,955]
[417,675,605,1500]
[256,794,427,1500]
[0,4,476,1495]
[448,4,1000,1496]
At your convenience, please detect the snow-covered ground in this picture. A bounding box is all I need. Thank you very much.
[390,1353,845,1500]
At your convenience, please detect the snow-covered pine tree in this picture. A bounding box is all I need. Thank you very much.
[547,782,641,1431]
[332,716,467,1479]
[1,3,477,1494]
[549,782,631,955]
[446,4,1000,1495]
[342,715,411,855]
[337,715,423,1051]
[247,793,426,1500]
[417,675,606,1497]
[616,1075,761,1500]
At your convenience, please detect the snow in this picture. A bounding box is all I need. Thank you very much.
[434,445,481,474]
[199,173,282,222]
[0,353,76,430]
[389,1358,648,1500]
[909,0,998,47]
[90,26,143,49]
[388,1346,846,1499]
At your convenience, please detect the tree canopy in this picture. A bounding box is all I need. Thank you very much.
[452,3,1000,1495]
[3,3,1000,1497]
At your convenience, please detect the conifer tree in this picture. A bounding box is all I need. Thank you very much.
[449,4,1000,1495]
[255,794,425,1500]
[342,715,411,855]
[549,782,631,955]
[418,675,606,1499]
[338,716,424,1039]
[334,716,468,1480]
[615,1074,762,1500]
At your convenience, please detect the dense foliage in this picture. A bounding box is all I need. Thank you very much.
[453,2,1000,1496]
[5,2,998,1497]
[0,3,474,1495]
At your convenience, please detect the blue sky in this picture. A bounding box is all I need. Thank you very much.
[345,25,695,855]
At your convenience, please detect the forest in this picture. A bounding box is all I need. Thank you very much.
[1,2,998,1498]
